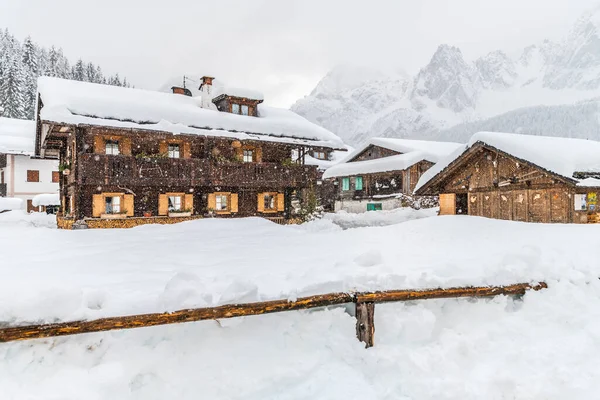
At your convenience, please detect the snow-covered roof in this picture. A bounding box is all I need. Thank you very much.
[0,117,35,156]
[37,77,344,149]
[32,193,60,207]
[212,86,264,101]
[415,131,600,192]
[323,138,462,179]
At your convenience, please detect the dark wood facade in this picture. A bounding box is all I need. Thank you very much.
[44,124,325,227]
[416,143,599,223]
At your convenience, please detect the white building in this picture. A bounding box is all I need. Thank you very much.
[0,117,59,212]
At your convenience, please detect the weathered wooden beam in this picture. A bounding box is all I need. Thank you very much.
[0,282,546,344]
[0,292,353,343]
[355,282,547,304]
[355,302,375,348]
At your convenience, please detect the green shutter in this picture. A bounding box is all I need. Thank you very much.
[355,176,363,190]
[342,177,350,191]
[367,203,382,211]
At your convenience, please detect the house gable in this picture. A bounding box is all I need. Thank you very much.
[349,144,400,162]
[416,142,575,195]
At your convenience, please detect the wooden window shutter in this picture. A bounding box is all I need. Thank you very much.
[159,141,168,155]
[231,193,239,213]
[27,170,39,182]
[207,193,216,210]
[92,194,104,217]
[276,193,285,211]
[158,194,169,216]
[255,147,263,163]
[124,194,134,217]
[183,142,191,159]
[235,147,243,161]
[121,137,132,156]
[184,194,194,213]
[257,193,265,212]
[94,136,105,154]
[439,193,456,215]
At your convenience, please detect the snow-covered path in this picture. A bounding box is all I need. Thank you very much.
[2,212,600,398]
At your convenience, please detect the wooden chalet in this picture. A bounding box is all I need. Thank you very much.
[34,76,345,229]
[415,131,600,223]
[322,138,462,212]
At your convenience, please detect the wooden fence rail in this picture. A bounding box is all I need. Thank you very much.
[0,282,547,347]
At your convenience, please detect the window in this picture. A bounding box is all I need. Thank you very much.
[342,177,350,191]
[232,103,240,114]
[27,170,39,182]
[105,140,120,155]
[52,171,60,183]
[367,203,382,211]
[241,105,249,116]
[168,144,180,159]
[264,194,276,211]
[216,194,228,211]
[575,194,587,210]
[355,176,363,190]
[168,196,182,211]
[105,196,121,214]
[243,149,253,163]
[313,151,327,160]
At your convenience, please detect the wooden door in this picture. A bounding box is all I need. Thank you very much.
[498,192,512,220]
[528,190,548,223]
[550,189,569,223]
[481,192,495,218]
[468,193,480,216]
[513,190,527,222]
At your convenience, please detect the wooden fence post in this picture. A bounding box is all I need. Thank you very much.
[355,302,375,348]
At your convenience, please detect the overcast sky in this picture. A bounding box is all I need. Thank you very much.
[1,0,599,107]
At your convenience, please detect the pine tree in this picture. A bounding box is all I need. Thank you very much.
[73,59,85,81]
[21,36,38,119]
[0,54,26,118]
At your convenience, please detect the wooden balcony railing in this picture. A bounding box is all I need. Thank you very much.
[77,154,319,188]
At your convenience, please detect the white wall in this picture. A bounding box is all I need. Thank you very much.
[3,154,59,209]
[334,197,401,213]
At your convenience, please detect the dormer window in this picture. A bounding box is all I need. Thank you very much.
[168,144,180,159]
[313,151,327,160]
[105,140,120,155]
[241,105,249,116]
[243,149,253,163]
[232,104,240,114]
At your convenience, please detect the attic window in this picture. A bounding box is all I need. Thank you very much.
[313,151,327,160]
[243,149,253,163]
[232,104,240,114]
[241,105,249,116]
[105,140,119,155]
[231,103,250,116]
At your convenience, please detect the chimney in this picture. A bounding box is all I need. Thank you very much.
[199,75,215,109]
[171,86,192,96]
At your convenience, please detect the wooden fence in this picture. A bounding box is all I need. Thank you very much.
[0,282,547,347]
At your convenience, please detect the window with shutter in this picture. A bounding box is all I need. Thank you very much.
[27,170,39,182]
[342,177,350,191]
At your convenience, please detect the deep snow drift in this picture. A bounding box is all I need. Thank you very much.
[1,213,600,399]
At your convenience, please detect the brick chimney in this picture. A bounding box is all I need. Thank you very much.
[171,86,192,96]
[199,76,215,109]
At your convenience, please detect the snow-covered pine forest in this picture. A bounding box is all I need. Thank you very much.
[0,29,130,120]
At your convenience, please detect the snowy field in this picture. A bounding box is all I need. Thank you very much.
[1,210,600,399]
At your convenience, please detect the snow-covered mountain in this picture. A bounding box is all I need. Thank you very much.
[292,7,600,145]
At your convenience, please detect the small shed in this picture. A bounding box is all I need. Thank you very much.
[323,138,462,213]
[414,131,600,223]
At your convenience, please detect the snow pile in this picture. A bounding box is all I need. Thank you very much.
[312,208,438,230]
[0,210,56,228]
[1,216,600,325]
[32,193,60,207]
[0,197,23,212]
[0,117,35,155]
[415,131,600,192]
[213,86,264,101]
[323,138,462,179]
[2,216,600,398]
[37,77,344,149]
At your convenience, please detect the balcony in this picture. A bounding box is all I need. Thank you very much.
[77,154,318,188]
